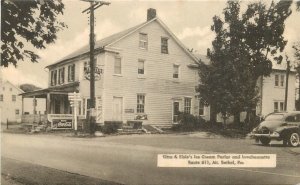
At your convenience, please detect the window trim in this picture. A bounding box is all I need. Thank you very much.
[51,70,57,86]
[199,100,205,116]
[139,33,148,50]
[68,64,75,82]
[12,95,16,102]
[173,64,180,79]
[114,57,122,75]
[184,97,192,114]
[137,94,145,113]
[275,74,285,87]
[58,67,65,85]
[280,74,285,87]
[138,59,145,75]
[274,101,284,112]
[161,37,169,54]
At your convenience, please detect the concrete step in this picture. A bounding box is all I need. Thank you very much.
[142,125,163,134]
[117,129,144,135]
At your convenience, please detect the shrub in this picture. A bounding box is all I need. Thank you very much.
[172,112,206,131]
[101,121,123,134]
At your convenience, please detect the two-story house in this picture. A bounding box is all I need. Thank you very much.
[21,9,210,128]
[195,54,297,123]
[0,80,24,123]
[256,67,296,117]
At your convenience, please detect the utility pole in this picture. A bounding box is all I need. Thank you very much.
[82,0,110,134]
[284,54,290,111]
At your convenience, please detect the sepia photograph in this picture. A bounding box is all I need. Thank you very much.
[1,0,300,184]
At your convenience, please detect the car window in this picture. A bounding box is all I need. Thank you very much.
[296,114,300,122]
[285,116,296,122]
[265,114,284,121]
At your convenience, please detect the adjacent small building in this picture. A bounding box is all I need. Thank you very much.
[195,54,297,123]
[0,80,24,123]
[256,68,296,117]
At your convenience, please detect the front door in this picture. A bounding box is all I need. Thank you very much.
[112,97,123,121]
[173,101,180,123]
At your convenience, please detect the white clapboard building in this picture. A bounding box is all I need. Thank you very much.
[0,80,23,123]
[21,9,210,127]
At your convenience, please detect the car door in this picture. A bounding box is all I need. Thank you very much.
[295,114,300,126]
[285,115,297,125]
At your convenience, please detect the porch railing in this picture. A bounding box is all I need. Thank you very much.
[21,114,47,124]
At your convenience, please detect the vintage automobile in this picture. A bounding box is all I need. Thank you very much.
[249,111,300,147]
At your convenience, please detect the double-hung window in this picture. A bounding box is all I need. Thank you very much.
[275,74,284,87]
[51,70,57,86]
[173,65,179,79]
[139,33,148,49]
[184,98,191,114]
[199,100,205,116]
[274,101,284,112]
[114,57,122,75]
[280,75,285,87]
[161,37,169,54]
[12,95,16,101]
[138,59,145,75]
[58,67,65,84]
[137,94,145,113]
[0,94,3,101]
[68,64,75,82]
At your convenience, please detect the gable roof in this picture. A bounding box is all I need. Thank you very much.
[46,17,197,68]
[1,81,24,93]
[193,54,210,65]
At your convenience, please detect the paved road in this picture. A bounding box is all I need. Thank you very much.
[2,157,120,185]
[2,133,300,184]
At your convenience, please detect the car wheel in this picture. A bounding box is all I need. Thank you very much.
[287,132,300,147]
[260,138,271,145]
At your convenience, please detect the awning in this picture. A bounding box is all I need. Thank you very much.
[20,82,80,98]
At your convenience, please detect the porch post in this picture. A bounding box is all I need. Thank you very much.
[33,96,37,115]
[22,96,24,115]
[47,93,51,114]
[33,96,37,123]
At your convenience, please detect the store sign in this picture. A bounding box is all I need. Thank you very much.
[52,119,72,129]
[48,114,73,129]
[84,63,103,81]
[125,109,134,113]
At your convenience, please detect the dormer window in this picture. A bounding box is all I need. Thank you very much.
[139,33,148,49]
[161,37,168,54]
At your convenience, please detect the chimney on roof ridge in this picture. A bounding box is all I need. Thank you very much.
[147,8,156,21]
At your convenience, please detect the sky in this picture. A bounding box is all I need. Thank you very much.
[1,0,300,88]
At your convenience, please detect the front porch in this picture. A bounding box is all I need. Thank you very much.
[20,82,84,129]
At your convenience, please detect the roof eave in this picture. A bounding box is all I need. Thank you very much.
[45,47,105,69]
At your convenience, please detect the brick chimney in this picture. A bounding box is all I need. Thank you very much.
[147,8,156,21]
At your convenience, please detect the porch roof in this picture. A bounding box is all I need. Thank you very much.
[19,82,80,98]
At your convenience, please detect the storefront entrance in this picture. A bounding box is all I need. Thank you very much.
[112,97,123,121]
[173,101,180,123]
